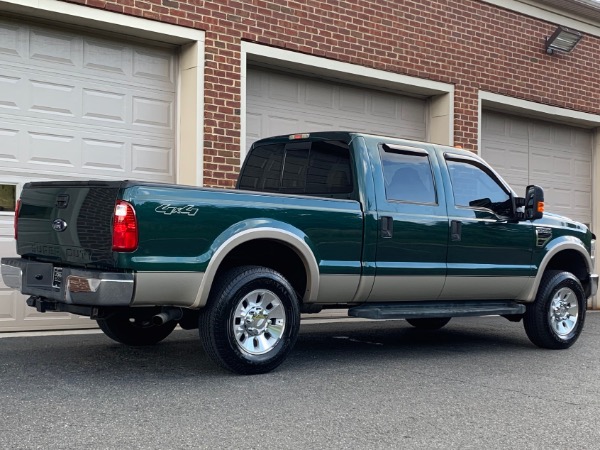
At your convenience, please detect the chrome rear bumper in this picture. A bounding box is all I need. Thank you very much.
[1,257,134,306]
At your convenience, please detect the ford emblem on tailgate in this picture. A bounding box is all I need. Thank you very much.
[52,219,68,232]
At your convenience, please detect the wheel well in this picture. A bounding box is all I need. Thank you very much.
[544,249,589,289]
[212,239,308,301]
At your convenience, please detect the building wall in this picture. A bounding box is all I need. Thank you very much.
[60,0,600,187]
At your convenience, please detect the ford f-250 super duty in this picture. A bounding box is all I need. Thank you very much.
[2,132,597,374]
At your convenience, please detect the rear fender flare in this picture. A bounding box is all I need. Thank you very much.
[191,226,319,308]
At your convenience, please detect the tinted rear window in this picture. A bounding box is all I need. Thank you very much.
[238,141,354,199]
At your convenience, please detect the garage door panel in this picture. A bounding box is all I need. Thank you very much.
[0,126,18,162]
[82,138,126,172]
[482,142,528,177]
[132,96,173,130]
[31,28,79,67]
[305,83,334,108]
[573,159,592,178]
[370,92,396,117]
[339,86,367,113]
[0,21,22,58]
[132,49,175,85]
[400,96,427,123]
[247,68,427,150]
[132,141,174,179]
[0,289,18,323]
[530,122,553,144]
[83,40,128,75]
[483,111,592,226]
[1,66,175,135]
[575,131,593,148]
[82,89,126,123]
[0,73,21,109]
[268,74,300,103]
[0,119,174,181]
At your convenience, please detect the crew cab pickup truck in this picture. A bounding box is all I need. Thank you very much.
[2,131,598,374]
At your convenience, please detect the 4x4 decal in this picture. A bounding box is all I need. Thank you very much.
[155,204,199,217]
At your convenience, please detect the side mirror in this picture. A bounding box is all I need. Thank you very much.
[525,185,544,220]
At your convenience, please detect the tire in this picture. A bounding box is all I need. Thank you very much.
[97,314,177,346]
[199,266,300,375]
[406,317,451,330]
[523,270,586,349]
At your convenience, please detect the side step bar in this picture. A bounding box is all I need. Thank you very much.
[348,300,526,320]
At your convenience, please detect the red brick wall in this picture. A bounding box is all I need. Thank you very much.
[62,0,600,187]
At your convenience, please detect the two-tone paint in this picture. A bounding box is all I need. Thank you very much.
[5,132,597,310]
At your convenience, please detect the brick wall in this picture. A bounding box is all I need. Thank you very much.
[62,0,600,187]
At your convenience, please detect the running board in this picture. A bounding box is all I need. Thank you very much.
[348,301,526,320]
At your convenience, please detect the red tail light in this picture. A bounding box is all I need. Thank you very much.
[112,200,138,252]
[14,199,21,240]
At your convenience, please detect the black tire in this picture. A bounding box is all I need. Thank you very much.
[199,266,300,375]
[523,270,586,349]
[97,314,177,346]
[406,317,451,330]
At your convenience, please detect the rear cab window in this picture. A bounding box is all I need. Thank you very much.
[379,144,437,204]
[238,140,356,200]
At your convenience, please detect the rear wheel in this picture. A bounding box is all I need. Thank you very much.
[97,313,177,346]
[406,317,451,330]
[199,266,300,375]
[523,270,586,349]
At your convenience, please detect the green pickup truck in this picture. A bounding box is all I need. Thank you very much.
[2,132,597,374]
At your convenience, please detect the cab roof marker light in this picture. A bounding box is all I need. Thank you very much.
[289,133,310,140]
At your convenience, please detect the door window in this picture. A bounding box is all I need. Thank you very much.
[446,158,512,216]
[380,148,436,204]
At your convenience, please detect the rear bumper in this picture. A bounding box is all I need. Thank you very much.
[1,257,133,306]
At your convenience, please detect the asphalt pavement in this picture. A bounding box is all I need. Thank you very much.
[1,313,600,449]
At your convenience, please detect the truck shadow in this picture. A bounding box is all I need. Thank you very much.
[0,316,557,382]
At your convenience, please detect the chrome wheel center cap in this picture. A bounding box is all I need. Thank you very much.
[244,307,268,336]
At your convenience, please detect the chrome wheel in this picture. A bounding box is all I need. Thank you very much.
[548,287,579,339]
[232,289,286,356]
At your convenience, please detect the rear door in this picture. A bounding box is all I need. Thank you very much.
[368,141,448,302]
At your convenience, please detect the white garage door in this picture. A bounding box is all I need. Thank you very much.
[246,67,427,150]
[0,17,177,332]
[482,111,592,225]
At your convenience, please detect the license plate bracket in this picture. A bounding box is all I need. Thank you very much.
[52,267,63,289]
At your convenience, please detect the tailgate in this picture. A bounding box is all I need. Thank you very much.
[17,181,124,269]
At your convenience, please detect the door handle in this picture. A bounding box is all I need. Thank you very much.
[381,216,393,238]
[451,220,462,241]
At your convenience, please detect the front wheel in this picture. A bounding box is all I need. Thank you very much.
[523,271,586,349]
[406,317,451,330]
[97,313,177,346]
[199,266,300,375]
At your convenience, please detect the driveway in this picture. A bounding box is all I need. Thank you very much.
[1,313,599,449]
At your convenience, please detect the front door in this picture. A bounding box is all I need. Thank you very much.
[368,142,448,302]
[439,153,535,300]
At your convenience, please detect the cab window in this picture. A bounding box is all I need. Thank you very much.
[380,147,436,204]
[446,158,512,216]
[238,140,355,199]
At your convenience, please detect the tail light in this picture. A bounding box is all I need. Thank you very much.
[13,199,21,240]
[112,200,138,252]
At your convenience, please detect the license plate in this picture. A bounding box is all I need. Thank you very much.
[52,267,63,289]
